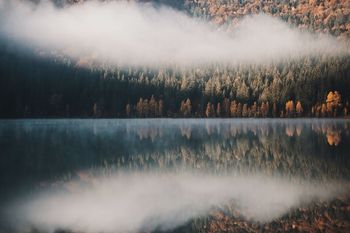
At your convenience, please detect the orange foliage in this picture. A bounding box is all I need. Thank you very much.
[326,131,341,146]
[296,101,303,116]
[285,100,295,117]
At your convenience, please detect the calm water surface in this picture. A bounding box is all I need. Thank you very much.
[0,119,349,232]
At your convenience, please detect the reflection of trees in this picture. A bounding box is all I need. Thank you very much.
[180,125,192,139]
[111,120,350,180]
[326,131,341,146]
[311,123,345,146]
[1,120,349,187]
[128,120,349,149]
[131,126,162,141]
[129,120,348,148]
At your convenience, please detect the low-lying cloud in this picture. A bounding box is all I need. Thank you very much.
[4,171,348,233]
[0,0,347,68]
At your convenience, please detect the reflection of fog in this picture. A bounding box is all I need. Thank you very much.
[0,119,350,233]
[4,171,349,233]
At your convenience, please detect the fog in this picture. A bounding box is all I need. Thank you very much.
[0,0,347,68]
[5,171,348,233]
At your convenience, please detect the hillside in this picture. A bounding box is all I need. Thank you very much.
[58,0,350,38]
[0,0,349,118]
[184,0,349,39]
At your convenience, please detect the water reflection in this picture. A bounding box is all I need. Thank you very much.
[0,119,349,232]
[4,171,348,233]
[126,119,347,147]
[0,119,349,182]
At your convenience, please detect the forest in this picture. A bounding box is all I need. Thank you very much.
[184,0,350,38]
[0,42,349,118]
[0,0,349,118]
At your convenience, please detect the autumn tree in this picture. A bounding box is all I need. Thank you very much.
[250,102,257,117]
[326,130,341,146]
[242,104,248,117]
[312,103,322,117]
[230,100,238,117]
[326,91,342,117]
[312,105,317,117]
[149,95,157,117]
[296,101,303,117]
[285,100,295,117]
[205,102,215,118]
[136,98,143,117]
[260,102,269,117]
[222,98,230,117]
[143,99,150,118]
[180,100,186,116]
[180,98,192,117]
[237,103,242,117]
[326,91,334,116]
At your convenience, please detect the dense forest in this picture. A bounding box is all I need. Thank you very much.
[0,0,349,118]
[0,43,349,118]
[185,0,350,38]
[51,0,350,39]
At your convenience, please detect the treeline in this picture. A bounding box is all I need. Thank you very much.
[0,42,349,118]
[184,0,350,39]
[126,90,348,118]
[45,1,350,39]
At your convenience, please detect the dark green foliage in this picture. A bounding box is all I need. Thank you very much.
[0,41,349,118]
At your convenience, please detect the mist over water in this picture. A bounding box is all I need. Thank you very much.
[0,119,350,233]
[0,0,346,68]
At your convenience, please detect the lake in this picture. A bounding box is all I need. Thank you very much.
[0,119,349,232]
